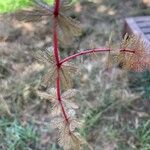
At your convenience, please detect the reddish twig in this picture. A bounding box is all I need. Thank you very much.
[56,67,69,122]
[60,48,110,64]
[120,49,135,53]
[53,18,60,65]
[54,0,60,17]
[53,0,69,123]
[59,48,137,65]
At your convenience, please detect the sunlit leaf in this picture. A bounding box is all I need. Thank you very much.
[35,48,78,89]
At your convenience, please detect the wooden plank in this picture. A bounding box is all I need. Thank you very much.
[123,16,150,53]
[134,16,150,22]
[146,34,150,40]
[141,28,150,34]
[138,22,150,28]
[124,18,145,35]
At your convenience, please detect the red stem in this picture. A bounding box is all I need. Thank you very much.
[54,0,60,17]
[53,18,60,65]
[53,0,69,123]
[60,48,110,64]
[60,48,137,64]
[56,68,69,121]
[120,49,135,53]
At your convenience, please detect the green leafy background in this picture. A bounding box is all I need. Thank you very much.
[0,0,54,13]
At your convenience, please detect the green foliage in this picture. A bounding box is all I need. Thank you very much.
[137,120,150,150]
[0,117,38,150]
[0,0,32,13]
[0,0,54,13]
[128,120,150,150]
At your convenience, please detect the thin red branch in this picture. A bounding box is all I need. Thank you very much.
[54,0,60,17]
[56,68,69,121]
[53,0,69,123]
[53,18,60,65]
[60,48,110,64]
[120,49,135,53]
[60,48,137,64]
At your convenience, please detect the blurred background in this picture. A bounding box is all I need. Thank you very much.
[0,0,150,149]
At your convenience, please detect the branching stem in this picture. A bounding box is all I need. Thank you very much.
[52,0,136,124]
[60,48,136,64]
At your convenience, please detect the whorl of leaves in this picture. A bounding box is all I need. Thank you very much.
[13,0,82,45]
[37,88,79,117]
[58,12,82,44]
[35,47,79,89]
[37,88,85,149]
[58,126,85,150]
[107,34,150,72]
